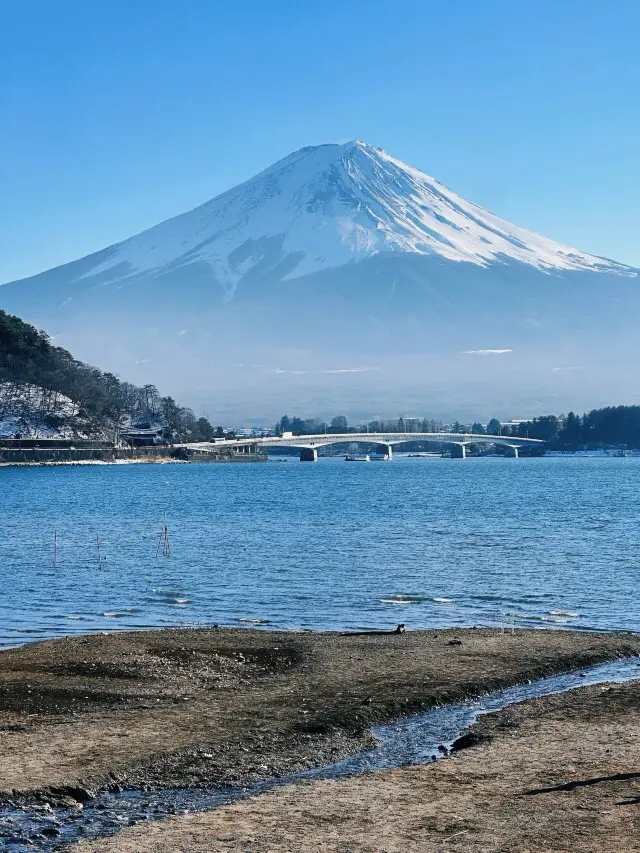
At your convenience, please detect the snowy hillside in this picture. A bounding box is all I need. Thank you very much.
[69,141,631,298]
[0,382,100,439]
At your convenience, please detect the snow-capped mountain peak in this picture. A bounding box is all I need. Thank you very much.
[2,140,639,421]
[76,140,630,298]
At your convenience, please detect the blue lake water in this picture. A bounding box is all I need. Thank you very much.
[0,456,638,647]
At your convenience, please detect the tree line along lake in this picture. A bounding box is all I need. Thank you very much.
[1,455,638,648]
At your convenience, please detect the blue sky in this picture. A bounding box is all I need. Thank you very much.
[1,0,639,282]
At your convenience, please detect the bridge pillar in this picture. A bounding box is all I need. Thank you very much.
[376,444,393,459]
[451,444,467,459]
[504,445,519,458]
[299,447,318,462]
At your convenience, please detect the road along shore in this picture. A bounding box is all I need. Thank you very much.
[1,626,638,806]
[65,677,640,853]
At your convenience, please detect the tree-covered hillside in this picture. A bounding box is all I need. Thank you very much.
[0,309,217,441]
[499,409,640,449]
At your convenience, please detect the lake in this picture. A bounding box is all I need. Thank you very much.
[1,456,638,647]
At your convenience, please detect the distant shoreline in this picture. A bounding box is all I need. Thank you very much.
[3,450,638,467]
[0,457,179,467]
[0,452,267,467]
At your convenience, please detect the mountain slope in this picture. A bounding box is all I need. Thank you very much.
[15,141,633,296]
[1,141,638,420]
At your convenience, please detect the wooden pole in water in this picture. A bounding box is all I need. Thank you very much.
[156,511,170,557]
[156,516,164,557]
[162,510,170,556]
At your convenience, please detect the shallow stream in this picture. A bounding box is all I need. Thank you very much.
[2,656,638,852]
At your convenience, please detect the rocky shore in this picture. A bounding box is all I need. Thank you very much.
[1,626,638,808]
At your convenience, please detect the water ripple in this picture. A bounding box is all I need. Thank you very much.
[0,457,639,644]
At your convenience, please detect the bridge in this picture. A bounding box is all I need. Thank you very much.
[176,432,543,461]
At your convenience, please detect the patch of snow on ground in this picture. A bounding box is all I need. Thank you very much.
[0,383,107,439]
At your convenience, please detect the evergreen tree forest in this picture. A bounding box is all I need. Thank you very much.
[498,409,640,450]
[0,309,218,441]
[276,408,640,450]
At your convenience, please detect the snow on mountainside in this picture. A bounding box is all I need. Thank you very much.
[71,140,632,298]
[1,140,639,420]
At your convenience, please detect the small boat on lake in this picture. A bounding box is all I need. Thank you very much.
[345,454,370,462]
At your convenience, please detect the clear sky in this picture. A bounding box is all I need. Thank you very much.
[1,0,639,283]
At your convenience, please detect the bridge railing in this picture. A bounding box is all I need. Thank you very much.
[175,432,543,451]
[258,432,543,447]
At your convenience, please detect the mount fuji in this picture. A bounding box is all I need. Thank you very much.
[2,141,638,420]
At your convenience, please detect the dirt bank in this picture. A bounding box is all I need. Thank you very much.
[66,678,640,853]
[0,627,638,803]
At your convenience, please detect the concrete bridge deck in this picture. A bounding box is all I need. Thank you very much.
[177,432,543,461]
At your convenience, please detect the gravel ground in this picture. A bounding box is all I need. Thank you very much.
[64,678,640,853]
[0,626,638,805]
